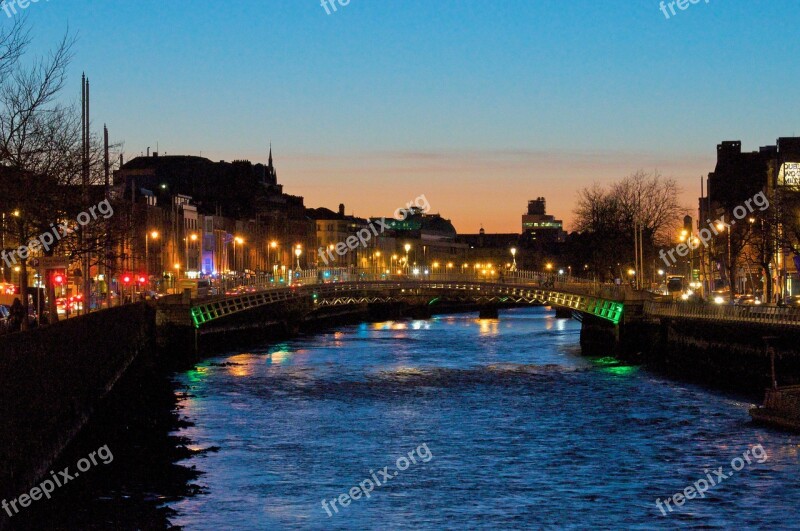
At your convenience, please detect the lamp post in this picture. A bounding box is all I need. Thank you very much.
[716,222,732,295]
[404,244,411,273]
[146,231,159,277]
[185,233,198,275]
[510,247,517,271]
[173,263,180,293]
[295,245,302,271]
[233,236,244,273]
[268,240,277,269]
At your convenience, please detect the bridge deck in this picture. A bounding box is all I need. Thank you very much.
[189,276,627,329]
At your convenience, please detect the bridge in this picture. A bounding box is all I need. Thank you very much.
[187,270,629,331]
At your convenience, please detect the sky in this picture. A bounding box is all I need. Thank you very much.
[8,0,800,232]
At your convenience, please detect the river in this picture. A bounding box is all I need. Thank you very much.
[164,307,799,530]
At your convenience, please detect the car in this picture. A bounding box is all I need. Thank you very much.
[734,294,761,306]
[711,289,731,305]
[678,291,704,303]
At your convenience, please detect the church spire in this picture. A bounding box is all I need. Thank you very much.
[264,142,278,186]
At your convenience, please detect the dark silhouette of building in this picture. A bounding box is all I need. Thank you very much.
[521,197,565,246]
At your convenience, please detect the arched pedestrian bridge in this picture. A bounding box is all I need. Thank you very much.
[188,271,629,331]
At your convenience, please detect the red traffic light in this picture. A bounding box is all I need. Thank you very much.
[53,274,64,285]
[138,276,147,284]
[122,275,132,285]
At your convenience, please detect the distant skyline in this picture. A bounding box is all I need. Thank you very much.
[16,0,800,232]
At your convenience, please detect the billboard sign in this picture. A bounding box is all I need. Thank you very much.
[779,162,800,187]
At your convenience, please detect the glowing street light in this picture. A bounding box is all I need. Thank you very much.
[268,240,278,267]
[146,230,160,276]
[233,236,244,272]
[510,247,517,270]
[404,244,411,272]
[295,245,302,270]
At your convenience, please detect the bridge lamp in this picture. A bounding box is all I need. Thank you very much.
[545,263,553,271]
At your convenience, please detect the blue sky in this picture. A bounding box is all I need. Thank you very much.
[11,0,800,231]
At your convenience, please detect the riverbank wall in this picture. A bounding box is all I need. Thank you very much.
[0,304,155,508]
[580,314,800,393]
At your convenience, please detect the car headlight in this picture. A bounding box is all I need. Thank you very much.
[714,296,724,304]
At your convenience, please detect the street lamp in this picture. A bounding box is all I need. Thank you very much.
[269,240,278,268]
[185,233,198,274]
[716,222,732,293]
[295,245,302,270]
[173,263,181,292]
[404,244,411,273]
[146,230,159,276]
[510,247,517,270]
[233,236,244,272]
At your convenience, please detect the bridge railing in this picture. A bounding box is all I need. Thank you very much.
[208,268,633,299]
[644,301,800,327]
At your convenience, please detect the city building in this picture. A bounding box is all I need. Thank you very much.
[114,147,316,278]
[700,138,800,300]
[521,197,565,245]
[375,208,469,269]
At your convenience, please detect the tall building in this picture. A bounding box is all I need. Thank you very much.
[521,197,565,245]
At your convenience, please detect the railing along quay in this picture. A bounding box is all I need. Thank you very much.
[644,301,800,327]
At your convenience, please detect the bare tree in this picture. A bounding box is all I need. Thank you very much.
[573,171,687,282]
[0,20,82,326]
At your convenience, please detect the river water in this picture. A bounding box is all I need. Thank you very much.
[166,307,800,530]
